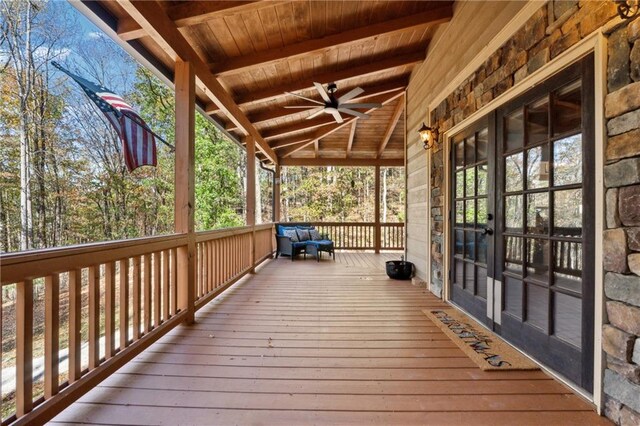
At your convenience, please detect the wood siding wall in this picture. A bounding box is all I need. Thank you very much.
[405,1,527,292]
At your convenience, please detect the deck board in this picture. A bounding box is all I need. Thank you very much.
[52,252,609,425]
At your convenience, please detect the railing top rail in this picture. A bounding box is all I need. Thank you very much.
[195,223,273,242]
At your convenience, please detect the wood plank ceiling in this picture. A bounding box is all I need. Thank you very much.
[93,1,453,166]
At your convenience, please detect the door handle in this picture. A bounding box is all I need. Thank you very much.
[482,227,494,236]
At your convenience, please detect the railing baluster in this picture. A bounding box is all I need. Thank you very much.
[162,250,170,322]
[170,248,177,315]
[105,261,116,358]
[143,253,152,334]
[68,269,82,382]
[88,265,100,369]
[119,259,130,349]
[132,256,141,340]
[153,252,161,328]
[45,274,60,398]
[16,279,33,416]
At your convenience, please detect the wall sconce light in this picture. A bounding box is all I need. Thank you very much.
[418,123,439,150]
[615,0,639,19]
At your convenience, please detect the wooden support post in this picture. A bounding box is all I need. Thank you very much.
[274,164,281,222]
[44,274,60,398]
[374,165,381,253]
[246,136,256,271]
[16,280,33,416]
[175,59,196,324]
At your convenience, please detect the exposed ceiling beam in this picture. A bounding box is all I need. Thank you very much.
[346,121,357,159]
[224,79,408,131]
[271,138,313,150]
[278,91,405,159]
[235,51,424,106]
[280,158,404,167]
[263,116,336,140]
[117,1,275,41]
[211,6,452,77]
[377,95,405,159]
[117,0,276,164]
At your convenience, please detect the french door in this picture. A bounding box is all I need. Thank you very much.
[449,55,595,392]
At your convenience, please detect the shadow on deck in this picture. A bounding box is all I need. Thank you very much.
[52,253,608,425]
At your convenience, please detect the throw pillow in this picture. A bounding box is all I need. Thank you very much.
[283,228,299,242]
[309,229,322,241]
[297,229,311,241]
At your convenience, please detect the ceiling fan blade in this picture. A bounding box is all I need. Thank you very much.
[313,82,332,103]
[283,105,320,109]
[328,109,344,123]
[337,87,364,103]
[339,108,369,119]
[306,108,326,120]
[285,91,324,105]
[339,102,382,109]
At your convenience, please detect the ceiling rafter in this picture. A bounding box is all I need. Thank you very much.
[116,0,276,163]
[233,51,424,107]
[346,121,357,159]
[263,116,336,140]
[376,95,405,159]
[223,79,408,131]
[278,91,405,159]
[280,158,404,167]
[117,1,282,41]
[210,6,453,77]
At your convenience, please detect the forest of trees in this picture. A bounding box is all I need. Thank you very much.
[0,0,404,255]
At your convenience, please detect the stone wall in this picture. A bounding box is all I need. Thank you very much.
[426,1,640,423]
[602,16,640,426]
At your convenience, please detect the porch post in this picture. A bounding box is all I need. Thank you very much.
[374,165,381,253]
[174,60,196,324]
[246,137,256,271]
[274,164,281,222]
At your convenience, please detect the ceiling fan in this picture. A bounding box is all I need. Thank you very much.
[284,82,382,124]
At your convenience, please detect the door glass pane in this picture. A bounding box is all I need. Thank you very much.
[527,192,549,234]
[477,128,488,161]
[456,171,464,198]
[554,134,582,186]
[454,230,464,257]
[553,241,582,294]
[455,259,464,286]
[465,262,475,292]
[526,284,549,331]
[477,198,488,227]
[465,200,475,227]
[465,137,476,165]
[554,292,582,348]
[554,189,582,236]
[526,238,549,283]
[526,145,549,189]
[504,275,523,319]
[505,236,523,275]
[476,266,487,299]
[455,201,464,226]
[465,231,475,260]
[505,195,523,232]
[477,232,487,264]
[465,167,476,197]
[505,109,523,152]
[505,153,524,192]
[553,80,581,135]
[455,141,465,169]
[477,165,488,196]
[527,97,549,145]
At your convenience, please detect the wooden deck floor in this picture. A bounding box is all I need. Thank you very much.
[52,253,608,425]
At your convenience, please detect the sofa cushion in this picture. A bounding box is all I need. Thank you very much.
[297,228,311,241]
[309,229,322,240]
[283,228,299,242]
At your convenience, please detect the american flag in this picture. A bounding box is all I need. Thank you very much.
[53,62,158,172]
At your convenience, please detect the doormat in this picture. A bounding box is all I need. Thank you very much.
[423,309,539,371]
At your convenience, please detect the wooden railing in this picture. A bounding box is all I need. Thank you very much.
[309,222,404,250]
[0,224,274,425]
